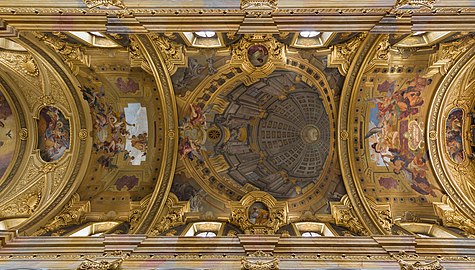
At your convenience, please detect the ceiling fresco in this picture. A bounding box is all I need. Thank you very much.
[0,89,16,181]
[0,29,473,241]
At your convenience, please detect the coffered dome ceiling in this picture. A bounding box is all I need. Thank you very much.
[214,70,331,199]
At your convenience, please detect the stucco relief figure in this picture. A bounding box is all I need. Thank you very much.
[0,90,16,179]
[247,45,268,67]
[248,202,269,225]
[38,106,70,162]
[366,76,440,197]
[446,108,464,163]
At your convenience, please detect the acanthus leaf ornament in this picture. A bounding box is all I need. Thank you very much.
[433,196,475,237]
[328,33,367,76]
[149,34,186,76]
[31,194,90,236]
[149,193,189,236]
[83,0,126,9]
[241,250,279,270]
[331,195,370,236]
[426,34,475,76]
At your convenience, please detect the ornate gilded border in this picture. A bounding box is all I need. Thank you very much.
[337,34,385,235]
[14,35,89,234]
[132,35,178,234]
[427,44,475,219]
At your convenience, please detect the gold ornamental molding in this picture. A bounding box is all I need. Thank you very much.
[83,0,126,9]
[426,40,475,223]
[336,34,388,235]
[328,33,367,76]
[241,250,279,270]
[129,34,178,234]
[228,191,288,235]
[230,34,286,86]
[433,196,475,237]
[177,39,338,211]
[330,195,369,236]
[149,34,187,76]
[149,193,189,236]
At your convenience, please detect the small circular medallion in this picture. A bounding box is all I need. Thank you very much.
[300,125,320,144]
[247,45,269,67]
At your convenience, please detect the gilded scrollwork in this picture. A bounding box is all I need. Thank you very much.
[331,195,370,236]
[33,33,88,73]
[19,127,28,140]
[394,0,436,10]
[0,191,41,219]
[149,34,186,76]
[426,34,475,76]
[241,0,278,11]
[83,0,125,9]
[31,194,90,236]
[78,129,88,141]
[78,252,128,270]
[241,250,279,270]
[230,34,285,85]
[0,50,39,77]
[149,193,189,236]
[228,191,288,235]
[328,33,367,75]
[433,196,475,237]
[397,258,445,270]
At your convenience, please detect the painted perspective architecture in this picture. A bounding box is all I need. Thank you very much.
[0,0,475,269]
